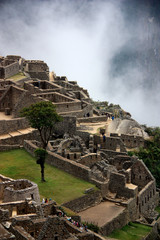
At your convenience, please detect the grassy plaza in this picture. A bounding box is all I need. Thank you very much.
[0,149,96,204]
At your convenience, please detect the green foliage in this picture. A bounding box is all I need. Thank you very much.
[21,101,62,130]
[130,127,160,187]
[109,222,152,240]
[21,101,63,149]
[34,148,47,165]
[83,222,99,233]
[6,72,27,81]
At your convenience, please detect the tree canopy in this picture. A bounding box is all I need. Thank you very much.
[21,101,63,182]
[21,101,63,149]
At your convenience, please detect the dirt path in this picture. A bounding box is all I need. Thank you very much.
[78,119,112,135]
[79,201,125,227]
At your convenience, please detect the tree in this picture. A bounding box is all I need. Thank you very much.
[21,101,63,181]
[34,148,47,182]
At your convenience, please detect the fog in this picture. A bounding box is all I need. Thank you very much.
[0,0,159,126]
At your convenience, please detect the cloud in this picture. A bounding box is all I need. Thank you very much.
[0,0,159,126]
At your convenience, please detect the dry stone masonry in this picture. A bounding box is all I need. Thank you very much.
[0,54,159,239]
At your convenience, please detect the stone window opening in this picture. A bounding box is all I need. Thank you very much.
[12,206,17,217]
[145,197,146,203]
[31,194,34,199]
[139,204,141,213]
[153,189,155,195]
[150,191,152,198]
[142,200,144,206]
[139,175,141,180]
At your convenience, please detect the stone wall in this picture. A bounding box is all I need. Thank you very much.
[55,116,76,136]
[3,62,19,79]
[109,172,137,199]
[110,133,145,149]
[24,81,62,94]
[138,180,158,217]
[0,117,29,135]
[94,135,126,152]
[0,200,38,217]
[24,140,91,182]
[0,85,26,113]
[2,179,40,204]
[125,197,139,222]
[131,160,154,191]
[77,154,102,167]
[75,131,90,148]
[0,80,15,88]
[24,61,48,72]
[36,92,74,103]
[99,149,127,158]
[0,130,40,145]
[12,92,43,118]
[110,155,132,170]
[0,145,20,151]
[41,201,57,217]
[55,101,82,113]
[0,207,9,222]
[62,191,102,212]
[81,101,93,117]
[101,208,127,236]
[77,116,108,123]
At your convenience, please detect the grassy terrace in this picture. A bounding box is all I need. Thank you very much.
[0,149,97,205]
[7,72,27,81]
[109,222,152,240]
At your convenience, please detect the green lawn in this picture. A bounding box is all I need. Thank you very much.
[0,149,97,205]
[109,222,152,240]
[7,72,27,81]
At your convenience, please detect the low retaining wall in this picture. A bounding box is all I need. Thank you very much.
[0,145,20,151]
[62,191,102,212]
[0,130,40,145]
[0,117,30,135]
[101,208,127,236]
[24,140,91,182]
[77,116,108,123]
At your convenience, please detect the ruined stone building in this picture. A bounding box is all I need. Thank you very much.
[0,55,20,79]
[0,55,159,239]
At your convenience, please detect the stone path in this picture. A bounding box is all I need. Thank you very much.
[0,128,34,140]
[0,112,13,120]
[79,201,125,227]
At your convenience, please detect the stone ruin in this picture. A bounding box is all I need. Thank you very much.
[0,54,159,238]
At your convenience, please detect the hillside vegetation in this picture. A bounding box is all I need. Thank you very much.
[128,126,160,187]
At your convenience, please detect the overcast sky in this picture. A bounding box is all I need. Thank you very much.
[0,0,160,126]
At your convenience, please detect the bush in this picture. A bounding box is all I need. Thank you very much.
[83,222,99,233]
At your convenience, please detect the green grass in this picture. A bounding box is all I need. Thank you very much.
[155,206,160,215]
[7,72,27,81]
[109,222,152,240]
[0,149,97,205]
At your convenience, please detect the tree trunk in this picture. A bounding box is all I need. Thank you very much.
[40,163,45,182]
